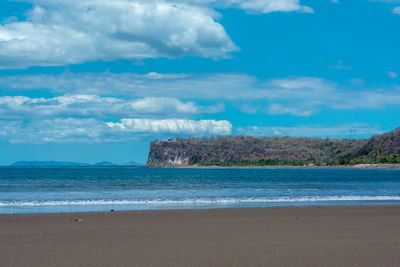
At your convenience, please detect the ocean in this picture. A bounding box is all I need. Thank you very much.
[1,167,400,214]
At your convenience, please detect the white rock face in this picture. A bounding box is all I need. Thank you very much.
[168,156,189,166]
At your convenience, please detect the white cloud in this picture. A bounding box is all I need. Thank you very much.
[270,77,400,111]
[0,0,238,68]
[0,119,109,143]
[393,6,400,14]
[0,118,232,143]
[267,103,314,116]
[107,118,232,135]
[0,95,223,119]
[237,124,386,139]
[128,97,198,114]
[0,0,315,69]
[388,71,398,78]
[2,72,400,117]
[0,72,259,99]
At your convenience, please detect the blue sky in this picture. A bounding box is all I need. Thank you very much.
[0,0,399,165]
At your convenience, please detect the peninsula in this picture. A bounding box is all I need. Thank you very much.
[147,127,400,167]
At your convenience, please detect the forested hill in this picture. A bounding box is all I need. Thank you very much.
[146,128,400,167]
[356,128,400,159]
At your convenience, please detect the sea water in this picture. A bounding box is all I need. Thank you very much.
[1,167,400,214]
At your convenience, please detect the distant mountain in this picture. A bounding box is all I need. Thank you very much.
[10,161,89,167]
[10,161,119,167]
[122,161,143,166]
[93,161,116,166]
[9,160,144,167]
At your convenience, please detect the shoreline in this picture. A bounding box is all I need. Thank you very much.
[2,201,400,216]
[1,203,400,216]
[149,163,400,169]
[1,205,400,266]
[1,164,400,169]
[0,164,400,170]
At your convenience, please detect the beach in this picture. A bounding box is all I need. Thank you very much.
[1,206,400,267]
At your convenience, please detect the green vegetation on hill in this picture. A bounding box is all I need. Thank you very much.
[147,128,400,167]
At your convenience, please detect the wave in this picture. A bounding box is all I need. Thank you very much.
[1,196,400,207]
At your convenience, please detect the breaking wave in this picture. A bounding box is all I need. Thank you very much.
[2,196,400,207]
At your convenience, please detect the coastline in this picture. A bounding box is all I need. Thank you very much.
[1,205,400,266]
[2,164,399,169]
[149,164,400,169]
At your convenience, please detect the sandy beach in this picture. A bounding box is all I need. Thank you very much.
[1,206,400,267]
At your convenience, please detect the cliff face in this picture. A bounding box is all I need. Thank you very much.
[147,140,191,167]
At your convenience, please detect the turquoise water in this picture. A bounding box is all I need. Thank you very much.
[1,167,400,214]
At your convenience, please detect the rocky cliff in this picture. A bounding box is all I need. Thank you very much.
[147,140,192,167]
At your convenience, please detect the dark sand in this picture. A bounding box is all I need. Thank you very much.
[1,206,400,267]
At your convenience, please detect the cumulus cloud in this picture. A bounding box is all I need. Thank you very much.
[0,0,238,68]
[0,95,223,119]
[129,97,203,114]
[393,6,400,14]
[2,72,400,117]
[0,118,232,143]
[0,0,316,69]
[107,118,232,135]
[237,124,386,139]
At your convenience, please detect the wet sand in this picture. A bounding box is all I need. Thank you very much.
[1,206,400,267]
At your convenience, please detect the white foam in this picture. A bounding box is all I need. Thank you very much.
[1,196,400,207]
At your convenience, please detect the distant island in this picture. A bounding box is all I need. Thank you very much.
[9,161,142,167]
[147,127,400,168]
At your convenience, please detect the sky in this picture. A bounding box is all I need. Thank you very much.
[0,0,399,165]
